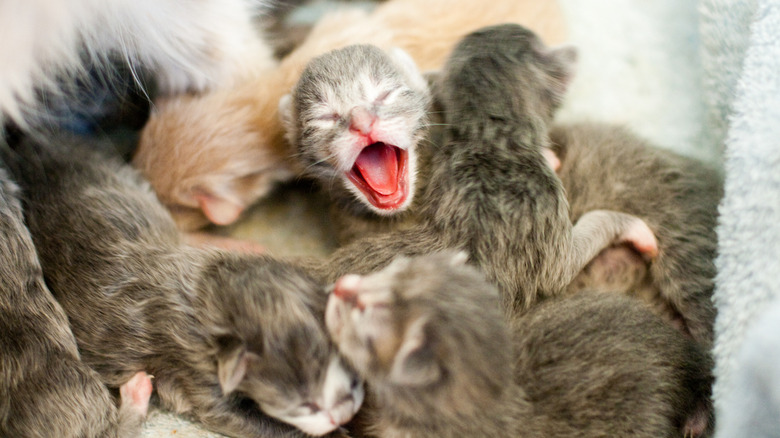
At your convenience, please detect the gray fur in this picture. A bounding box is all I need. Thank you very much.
[317,24,649,317]
[0,164,144,437]
[550,122,723,347]
[327,252,713,438]
[5,137,361,438]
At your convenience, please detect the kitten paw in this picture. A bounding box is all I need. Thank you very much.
[119,371,153,418]
[618,218,658,260]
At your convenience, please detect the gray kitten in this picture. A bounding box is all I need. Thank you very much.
[0,164,150,438]
[313,24,658,318]
[6,137,363,438]
[327,252,713,438]
[279,44,430,220]
[548,123,723,348]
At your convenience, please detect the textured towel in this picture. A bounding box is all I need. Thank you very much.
[709,0,780,436]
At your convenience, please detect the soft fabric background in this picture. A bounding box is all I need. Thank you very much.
[145,0,777,436]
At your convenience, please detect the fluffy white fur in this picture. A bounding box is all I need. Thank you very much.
[0,0,276,127]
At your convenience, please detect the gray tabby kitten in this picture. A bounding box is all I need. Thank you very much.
[313,24,657,317]
[549,123,723,348]
[327,252,713,438]
[279,44,430,221]
[0,165,150,438]
[5,137,363,438]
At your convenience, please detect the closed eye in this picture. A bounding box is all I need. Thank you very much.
[315,113,340,122]
[300,402,321,414]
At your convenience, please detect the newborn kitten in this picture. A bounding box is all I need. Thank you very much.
[0,165,151,438]
[133,0,569,229]
[313,24,658,317]
[327,252,713,438]
[6,137,362,438]
[279,44,430,217]
[549,123,723,348]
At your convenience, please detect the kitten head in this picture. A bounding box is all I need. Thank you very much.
[204,255,364,436]
[325,252,511,418]
[437,23,577,130]
[280,44,430,216]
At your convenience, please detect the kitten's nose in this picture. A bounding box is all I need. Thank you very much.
[349,106,375,135]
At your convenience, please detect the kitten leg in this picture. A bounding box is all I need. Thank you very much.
[117,372,153,437]
[567,210,657,285]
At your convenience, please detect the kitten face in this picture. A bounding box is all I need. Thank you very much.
[230,326,364,436]
[325,252,507,393]
[281,45,430,216]
[246,354,363,436]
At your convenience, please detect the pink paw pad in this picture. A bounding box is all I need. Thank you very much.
[620,219,658,260]
[120,371,153,417]
[542,148,561,172]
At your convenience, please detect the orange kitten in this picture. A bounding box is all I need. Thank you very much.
[134,0,568,230]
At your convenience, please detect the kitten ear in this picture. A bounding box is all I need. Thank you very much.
[544,45,579,95]
[389,317,441,387]
[216,336,256,394]
[388,47,428,94]
[193,189,245,226]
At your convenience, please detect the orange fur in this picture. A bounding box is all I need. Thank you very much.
[134,0,568,229]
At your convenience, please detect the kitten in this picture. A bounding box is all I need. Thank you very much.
[549,122,723,348]
[327,252,713,438]
[0,165,151,438]
[310,24,658,318]
[133,0,569,230]
[279,44,430,218]
[1,0,275,130]
[5,137,363,438]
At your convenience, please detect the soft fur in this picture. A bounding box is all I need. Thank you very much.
[315,24,658,320]
[0,0,276,129]
[5,137,362,438]
[0,166,150,437]
[327,252,713,437]
[550,122,723,348]
[133,0,569,230]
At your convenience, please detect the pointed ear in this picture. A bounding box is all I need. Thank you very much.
[389,317,441,387]
[545,45,578,95]
[388,47,427,94]
[216,336,253,395]
[193,190,245,226]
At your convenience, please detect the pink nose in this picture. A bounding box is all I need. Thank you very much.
[349,106,375,135]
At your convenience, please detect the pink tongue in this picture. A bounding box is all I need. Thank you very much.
[354,143,398,195]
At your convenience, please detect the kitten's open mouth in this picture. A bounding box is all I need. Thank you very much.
[347,142,408,210]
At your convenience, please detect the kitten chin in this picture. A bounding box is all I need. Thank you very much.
[133,0,569,229]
